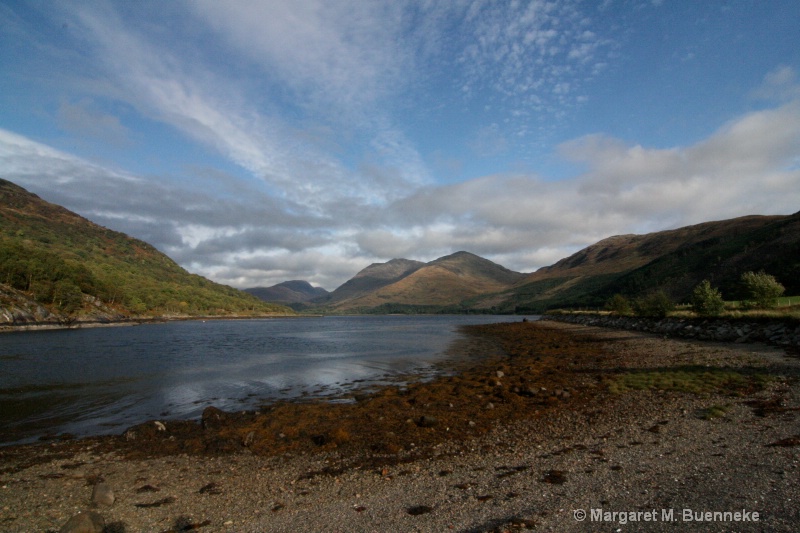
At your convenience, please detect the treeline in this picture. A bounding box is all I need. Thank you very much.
[0,239,100,313]
[605,271,789,318]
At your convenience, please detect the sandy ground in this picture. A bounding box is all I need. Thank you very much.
[1,320,799,532]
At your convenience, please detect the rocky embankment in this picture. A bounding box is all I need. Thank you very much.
[0,285,127,329]
[543,313,800,348]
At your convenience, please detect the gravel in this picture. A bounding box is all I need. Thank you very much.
[1,321,798,532]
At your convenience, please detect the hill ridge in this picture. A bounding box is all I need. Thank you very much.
[0,179,292,324]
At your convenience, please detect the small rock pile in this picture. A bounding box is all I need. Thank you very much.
[543,314,800,347]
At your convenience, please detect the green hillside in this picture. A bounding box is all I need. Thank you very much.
[0,179,292,322]
[507,213,800,313]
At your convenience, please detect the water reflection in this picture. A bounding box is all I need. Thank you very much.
[0,315,522,444]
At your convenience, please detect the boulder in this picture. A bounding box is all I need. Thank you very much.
[59,511,104,533]
[91,482,115,507]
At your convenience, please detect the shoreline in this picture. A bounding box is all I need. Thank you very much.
[2,320,799,531]
[0,313,310,334]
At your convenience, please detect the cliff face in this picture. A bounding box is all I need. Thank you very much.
[0,284,56,324]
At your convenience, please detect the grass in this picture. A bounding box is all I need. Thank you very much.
[604,366,772,396]
[552,296,800,320]
[697,404,730,420]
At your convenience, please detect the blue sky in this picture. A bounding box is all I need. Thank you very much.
[1,0,799,290]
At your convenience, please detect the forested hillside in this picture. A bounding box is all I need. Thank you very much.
[0,179,292,323]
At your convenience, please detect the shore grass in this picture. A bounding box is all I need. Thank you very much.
[604,366,772,396]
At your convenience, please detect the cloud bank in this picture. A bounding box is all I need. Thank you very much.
[3,94,798,288]
[0,2,798,289]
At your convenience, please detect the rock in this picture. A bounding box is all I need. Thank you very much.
[416,415,439,428]
[91,482,115,507]
[59,511,105,533]
[205,437,243,453]
[201,406,229,430]
[495,370,505,378]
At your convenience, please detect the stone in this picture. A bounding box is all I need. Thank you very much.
[201,406,228,430]
[91,482,115,507]
[495,370,505,378]
[416,415,439,428]
[59,511,105,533]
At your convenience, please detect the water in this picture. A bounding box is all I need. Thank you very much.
[0,315,524,445]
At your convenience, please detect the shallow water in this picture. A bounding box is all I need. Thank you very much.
[0,315,524,445]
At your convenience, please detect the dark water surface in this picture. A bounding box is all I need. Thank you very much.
[0,315,522,445]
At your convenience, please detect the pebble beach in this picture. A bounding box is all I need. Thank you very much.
[1,320,799,532]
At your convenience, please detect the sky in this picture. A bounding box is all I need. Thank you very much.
[1,0,799,291]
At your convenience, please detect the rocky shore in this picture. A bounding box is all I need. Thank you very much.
[544,313,800,348]
[1,320,799,532]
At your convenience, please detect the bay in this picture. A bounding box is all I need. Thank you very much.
[0,315,524,445]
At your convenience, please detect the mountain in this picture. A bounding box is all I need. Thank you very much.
[322,251,525,313]
[245,280,329,303]
[0,179,293,325]
[323,258,425,304]
[504,213,800,313]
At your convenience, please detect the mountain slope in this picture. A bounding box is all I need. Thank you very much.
[505,213,800,312]
[245,280,329,303]
[327,251,525,312]
[0,179,292,324]
[322,258,425,305]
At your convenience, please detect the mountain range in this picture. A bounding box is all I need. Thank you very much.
[245,281,329,304]
[1,178,796,321]
[249,213,799,314]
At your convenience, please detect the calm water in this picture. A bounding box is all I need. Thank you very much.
[0,315,523,445]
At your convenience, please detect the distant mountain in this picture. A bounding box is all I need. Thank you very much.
[504,213,800,313]
[0,179,293,325]
[323,258,425,305]
[322,251,524,313]
[312,214,799,315]
[245,280,329,304]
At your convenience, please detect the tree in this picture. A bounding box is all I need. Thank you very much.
[691,280,725,317]
[633,290,674,318]
[740,271,785,309]
[52,280,83,313]
[605,294,633,316]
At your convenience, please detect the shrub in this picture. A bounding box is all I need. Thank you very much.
[691,280,725,317]
[605,294,633,316]
[633,290,674,318]
[741,270,785,309]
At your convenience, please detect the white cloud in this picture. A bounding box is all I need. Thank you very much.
[374,99,800,268]
[188,0,412,118]
[752,66,800,102]
[3,94,799,289]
